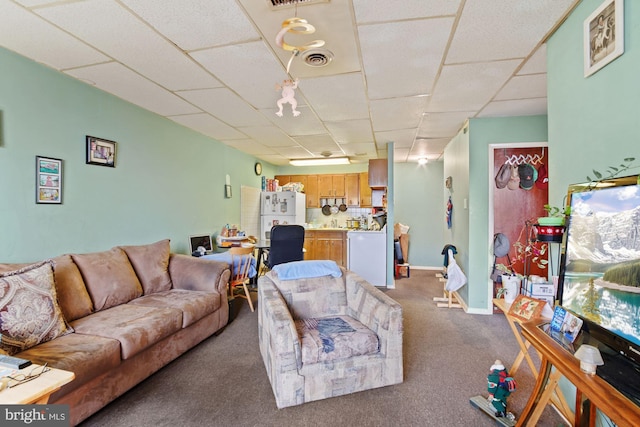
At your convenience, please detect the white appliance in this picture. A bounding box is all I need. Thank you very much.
[347,229,387,287]
[260,191,306,241]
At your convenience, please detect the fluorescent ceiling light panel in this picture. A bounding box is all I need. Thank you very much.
[289,157,350,166]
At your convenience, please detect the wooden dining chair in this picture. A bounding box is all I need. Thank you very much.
[229,246,255,312]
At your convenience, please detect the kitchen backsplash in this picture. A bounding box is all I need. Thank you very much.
[306,207,373,228]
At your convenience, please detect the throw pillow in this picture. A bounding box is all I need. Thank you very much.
[120,239,172,294]
[0,261,74,355]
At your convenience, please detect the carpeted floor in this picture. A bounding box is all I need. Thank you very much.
[81,270,566,426]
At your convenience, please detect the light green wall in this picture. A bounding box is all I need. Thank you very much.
[444,116,548,311]
[547,0,640,415]
[0,47,266,262]
[394,161,445,267]
[547,0,640,205]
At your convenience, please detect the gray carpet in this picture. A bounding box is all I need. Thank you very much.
[81,270,565,426]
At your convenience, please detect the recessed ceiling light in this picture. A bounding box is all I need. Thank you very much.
[418,158,428,165]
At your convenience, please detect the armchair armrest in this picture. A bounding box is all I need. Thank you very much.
[169,254,230,295]
[344,270,403,360]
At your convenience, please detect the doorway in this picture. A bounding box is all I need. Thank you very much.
[490,144,549,303]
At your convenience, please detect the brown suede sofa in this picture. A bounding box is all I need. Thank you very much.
[0,239,230,426]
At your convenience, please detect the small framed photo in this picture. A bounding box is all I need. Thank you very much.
[508,294,546,322]
[36,156,63,204]
[584,0,624,77]
[86,135,116,167]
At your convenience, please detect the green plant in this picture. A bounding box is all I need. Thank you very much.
[586,157,637,183]
[543,204,571,217]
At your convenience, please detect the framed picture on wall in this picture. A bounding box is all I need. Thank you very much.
[584,0,624,77]
[86,135,116,167]
[36,156,63,204]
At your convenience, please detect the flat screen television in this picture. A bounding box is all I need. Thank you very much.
[558,174,640,369]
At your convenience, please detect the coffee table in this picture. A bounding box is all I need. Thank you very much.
[0,364,74,404]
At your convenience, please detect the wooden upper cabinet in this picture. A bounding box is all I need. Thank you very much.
[274,175,290,186]
[305,175,319,208]
[359,172,372,208]
[368,159,388,188]
[318,174,345,198]
[345,173,360,206]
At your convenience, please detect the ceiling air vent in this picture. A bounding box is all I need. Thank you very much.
[302,49,334,67]
[269,0,329,8]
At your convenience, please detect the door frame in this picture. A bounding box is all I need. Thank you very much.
[487,141,548,312]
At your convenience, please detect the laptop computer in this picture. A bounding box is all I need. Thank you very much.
[189,234,213,255]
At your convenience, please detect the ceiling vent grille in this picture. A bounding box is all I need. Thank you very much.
[302,49,333,67]
[269,0,329,8]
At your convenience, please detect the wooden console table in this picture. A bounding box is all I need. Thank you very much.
[518,320,640,427]
[0,365,74,404]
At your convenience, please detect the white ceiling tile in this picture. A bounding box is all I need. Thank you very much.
[428,60,521,112]
[237,126,297,147]
[374,129,417,149]
[353,0,460,23]
[340,142,377,157]
[518,45,547,75]
[36,0,220,91]
[393,147,410,162]
[262,106,327,136]
[298,74,369,121]
[494,74,547,101]
[222,139,276,155]
[0,1,109,70]
[13,0,61,6]
[120,0,260,50]
[418,111,472,138]
[447,0,576,63]
[358,18,454,99]
[411,138,451,156]
[325,119,374,144]
[177,88,271,127]
[478,98,547,118]
[274,146,313,158]
[190,41,286,109]
[256,154,290,166]
[169,113,247,140]
[370,97,428,132]
[66,62,200,116]
[293,134,342,154]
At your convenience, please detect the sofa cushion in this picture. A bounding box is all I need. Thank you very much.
[295,315,379,365]
[70,304,182,359]
[120,239,172,295]
[0,261,74,355]
[17,332,121,395]
[72,248,143,311]
[51,255,94,321]
[268,271,347,319]
[128,289,220,328]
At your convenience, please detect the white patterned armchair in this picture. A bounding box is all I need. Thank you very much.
[258,264,403,408]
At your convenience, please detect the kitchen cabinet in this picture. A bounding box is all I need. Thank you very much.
[274,175,290,186]
[368,159,388,188]
[304,230,346,267]
[318,174,345,198]
[359,172,372,208]
[345,173,360,206]
[305,175,319,208]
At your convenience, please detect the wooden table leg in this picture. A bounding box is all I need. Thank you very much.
[517,357,552,426]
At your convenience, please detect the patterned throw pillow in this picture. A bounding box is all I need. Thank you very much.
[0,261,74,355]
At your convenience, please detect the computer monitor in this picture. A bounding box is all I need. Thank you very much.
[189,234,213,254]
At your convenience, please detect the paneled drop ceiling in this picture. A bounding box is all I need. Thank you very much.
[0,0,578,165]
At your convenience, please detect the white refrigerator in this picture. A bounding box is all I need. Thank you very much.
[347,229,387,287]
[260,191,306,241]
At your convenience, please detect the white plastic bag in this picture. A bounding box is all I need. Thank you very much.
[445,249,467,292]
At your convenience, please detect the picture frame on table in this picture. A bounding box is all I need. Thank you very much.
[584,0,624,77]
[86,135,116,167]
[36,156,63,204]
[508,294,546,322]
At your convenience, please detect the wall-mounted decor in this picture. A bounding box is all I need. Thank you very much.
[36,156,63,204]
[86,135,116,167]
[584,0,624,77]
[225,184,232,198]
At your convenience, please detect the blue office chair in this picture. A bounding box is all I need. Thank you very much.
[265,225,305,269]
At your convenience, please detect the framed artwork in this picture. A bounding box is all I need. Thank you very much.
[508,294,546,322]
[86,135,116,167]
[36,156,63,204]
[584,0,624,77]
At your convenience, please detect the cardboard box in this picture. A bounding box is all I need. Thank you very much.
[523,291,555,307]
[526,282,555,296]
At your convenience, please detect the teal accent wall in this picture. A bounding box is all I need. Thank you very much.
[394,161,445,267]
[547,0,640,419]
[445,116,548,312]
[0,47,266,262]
